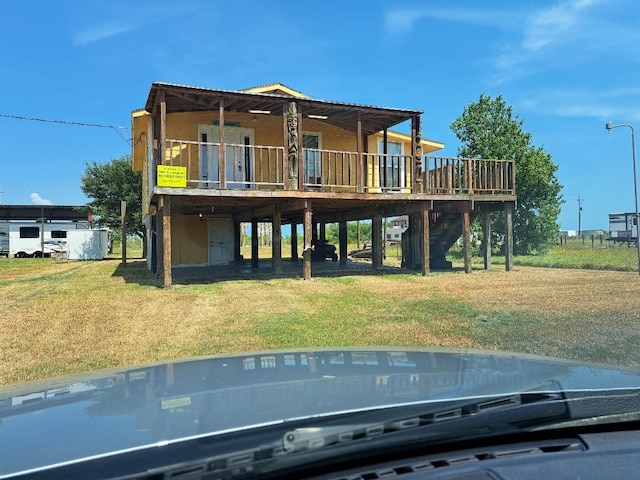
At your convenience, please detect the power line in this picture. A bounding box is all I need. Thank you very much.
[0,113,131,144]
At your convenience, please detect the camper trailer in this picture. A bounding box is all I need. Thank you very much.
[0,220,109,259]
[609,212,638,244]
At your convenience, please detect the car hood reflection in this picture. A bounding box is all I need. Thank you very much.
[1,347,640,477]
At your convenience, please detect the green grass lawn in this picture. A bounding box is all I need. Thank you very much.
[448,238,639,271]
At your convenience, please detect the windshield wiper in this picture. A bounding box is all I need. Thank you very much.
[282,390,566,454]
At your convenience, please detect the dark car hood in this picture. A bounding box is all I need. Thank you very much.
[1,347,640,477]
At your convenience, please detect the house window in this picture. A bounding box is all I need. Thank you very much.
[20,227,39,238]
[303,133,321,185]
[51,231,67,239]
[378,140,404,189]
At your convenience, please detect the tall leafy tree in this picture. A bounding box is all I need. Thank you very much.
[80,155,146,257]
[450,94,563,255]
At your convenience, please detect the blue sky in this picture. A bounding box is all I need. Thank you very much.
[1,0,638,231]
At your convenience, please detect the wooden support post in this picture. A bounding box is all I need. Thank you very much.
[303,203,312,280]
[291,223,298,261]
[462,207,472,274]
[372,213,383,270]
[272,206,282,274]
[285,102,299,190]
[410,213,421,270]
[382,129,388,188]
[504,202,514,272]
[319,223,326,241]
[251,218,259,269]
[356,112,363,193]
[482,210,492,270]
[121,201,127,266]
[233,221,242,265]
[421,204,430,276]
[218,97,226,189]
[413,115,423,193]
[159,90,166,167]
[339,220,347,266]
[162,195,172,287]
[155,212,162,276]
[297,107,304,191]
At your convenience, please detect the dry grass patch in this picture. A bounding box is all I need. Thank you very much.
[1,259,639,385]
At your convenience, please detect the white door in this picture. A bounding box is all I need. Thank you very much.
[198,125,255,189]
[208,218,233,265]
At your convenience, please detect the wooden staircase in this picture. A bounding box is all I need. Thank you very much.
[429,211,479,269]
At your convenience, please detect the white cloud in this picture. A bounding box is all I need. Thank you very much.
[384,7,518,36]
[72,20,143,46]
[519,87,640,121]
[522,0,602,51]
[71,1,211,46]
[30,193,53,206]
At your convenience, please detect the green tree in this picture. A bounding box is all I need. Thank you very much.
[326,221,372,245]
[450,94,563,255]
[80,155,146,257]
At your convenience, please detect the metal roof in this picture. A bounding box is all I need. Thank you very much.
[0,205,90,221]
[144,82,423,137]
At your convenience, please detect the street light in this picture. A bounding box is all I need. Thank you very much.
[606,121,639,275]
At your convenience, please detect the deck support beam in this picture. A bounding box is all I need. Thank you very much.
[421,203,430,276]
[285,102,299,190]
[412,115,422,193]
[251,218,259,269]
[161,195,172,287]
[504,202,514,271]
[339,220,348,266]
[218,97,226,189]
[272,205,282,274]
[297,106,304,191]
[233,220,242,265]
[356,112,363,193]
[462,205,472,274]
[412,213,422,270]
[291,223,298,261]
[303,202,312,280]
[482,210,492,270]
[372,213,383,270]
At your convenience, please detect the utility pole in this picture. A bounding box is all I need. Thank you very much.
[577,196,583,238]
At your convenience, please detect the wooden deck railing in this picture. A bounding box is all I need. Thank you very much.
[158,140,515,197]
[424,156,515,195]
[364,153,414,192]
[302,148,358,190]
[165,139,285,189]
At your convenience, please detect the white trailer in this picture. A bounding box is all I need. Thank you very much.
[609,213,638,243]
[0,220,108,259]
[0,222,8,257]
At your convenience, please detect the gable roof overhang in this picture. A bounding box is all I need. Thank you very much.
[144,82,423,138]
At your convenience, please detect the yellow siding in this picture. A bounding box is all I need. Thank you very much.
[171,215,208,265]
[131,111,151,211]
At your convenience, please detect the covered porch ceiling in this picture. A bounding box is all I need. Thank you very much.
[145,82,423,138]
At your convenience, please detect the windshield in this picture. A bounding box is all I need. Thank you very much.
[1,1,639,479]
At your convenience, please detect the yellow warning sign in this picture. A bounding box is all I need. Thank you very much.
[157,165,187,188]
